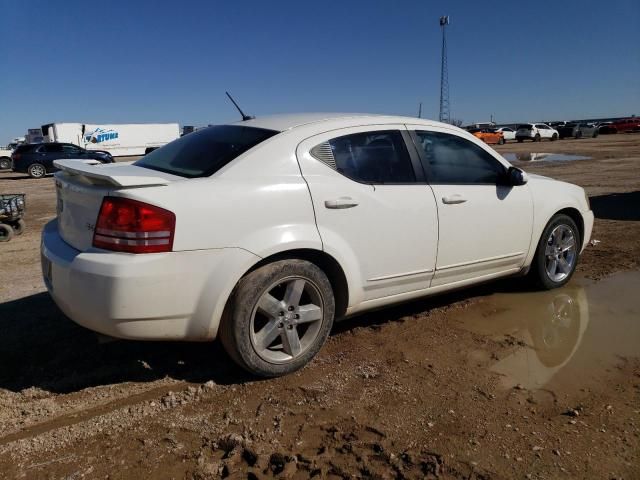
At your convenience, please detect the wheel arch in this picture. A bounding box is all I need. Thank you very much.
[243,248,350,320]
[522,205,586,275]
[555,207,584,246]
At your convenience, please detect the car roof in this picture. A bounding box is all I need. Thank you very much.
[232,113,455,132]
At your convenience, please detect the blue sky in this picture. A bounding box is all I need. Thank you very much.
[1,0,638,143]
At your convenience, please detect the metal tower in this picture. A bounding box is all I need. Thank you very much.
[438,15,450,123]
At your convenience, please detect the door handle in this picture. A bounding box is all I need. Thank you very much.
[442,194,467,205]
[325,197,359,209]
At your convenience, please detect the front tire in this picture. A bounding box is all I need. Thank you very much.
[529,214,580,290]
[551,133,558,141]
[10,219,26,235]
[27,163,46,179]
[0,224,14,242]
[0,157,10,170]
[219,259,335,377]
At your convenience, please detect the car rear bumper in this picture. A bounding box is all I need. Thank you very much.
[41,220,259,341]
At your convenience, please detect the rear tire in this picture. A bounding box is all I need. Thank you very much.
[0,224,13,242]
[219,259,335,377]
[10,219,26,235]
[529,214,580,290]
[574,131,582,139]
[498,137,505,145]
[534,134,541,142]
[0,157,10,170]
[517,138,523,143]
[27,163,46,179]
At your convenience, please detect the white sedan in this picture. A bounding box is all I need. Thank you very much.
[496,127,516,142]
[41,113,593,377]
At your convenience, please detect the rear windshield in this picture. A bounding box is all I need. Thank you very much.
[516,124,532,129]
[134,125,279,178]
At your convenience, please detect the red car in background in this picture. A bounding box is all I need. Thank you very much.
[607,117,640,133]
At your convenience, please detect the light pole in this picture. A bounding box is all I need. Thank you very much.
[439,15,450,124]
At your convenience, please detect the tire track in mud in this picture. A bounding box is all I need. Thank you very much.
[0,382,193,448]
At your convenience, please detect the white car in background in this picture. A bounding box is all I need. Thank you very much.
[0,147,13,170]
[516,123,559,142]
[41,113,593,377]
[496,127,516,142]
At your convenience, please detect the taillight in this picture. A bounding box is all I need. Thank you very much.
[93,196,175,253]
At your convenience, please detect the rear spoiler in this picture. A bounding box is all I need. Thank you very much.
[53,159,171,187]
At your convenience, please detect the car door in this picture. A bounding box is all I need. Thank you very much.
[503,128,515,141]
[296,126,439,303]
[40,143,64,169]
[537,124,551,139]
[407,126,533,287]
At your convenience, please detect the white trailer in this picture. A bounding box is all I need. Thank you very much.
[41,122,180,156]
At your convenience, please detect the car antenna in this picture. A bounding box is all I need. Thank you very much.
[225,91,255,121]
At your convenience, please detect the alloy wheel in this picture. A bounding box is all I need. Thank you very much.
[250,277,324,364]
[29,164,46,178]
[544,225,577,282]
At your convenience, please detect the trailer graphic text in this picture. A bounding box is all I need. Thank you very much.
[85,128,119,144]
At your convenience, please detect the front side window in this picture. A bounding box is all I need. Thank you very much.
[135,125,279,178]
[412,131,505,184]
[62,144,81,153]
[312,130,415,184]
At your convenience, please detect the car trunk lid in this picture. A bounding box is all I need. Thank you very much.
[54,159,181,251]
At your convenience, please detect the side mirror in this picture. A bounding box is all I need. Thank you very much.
[507,166,528,186]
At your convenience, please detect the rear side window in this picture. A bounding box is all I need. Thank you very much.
[134,125,278,178]
[311,130,415,184]
[413,131,505,184]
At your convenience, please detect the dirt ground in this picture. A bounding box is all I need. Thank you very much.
[0,134,638,479]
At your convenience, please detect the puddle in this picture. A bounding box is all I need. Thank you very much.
[502,153,591,163]
[454,271,640,391]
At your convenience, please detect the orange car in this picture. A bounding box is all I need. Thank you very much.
[469,128,505,145]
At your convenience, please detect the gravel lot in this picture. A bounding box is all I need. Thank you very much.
[0,134,638,479]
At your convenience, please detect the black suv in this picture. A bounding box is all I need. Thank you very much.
[11,143,114,178]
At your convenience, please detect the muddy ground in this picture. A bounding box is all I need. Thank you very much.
[0,134,638,479]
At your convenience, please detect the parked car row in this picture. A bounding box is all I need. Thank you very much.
[550,122,599,139]
[463,116,639,146]
[467,123,561,144]
[597,118,640,134]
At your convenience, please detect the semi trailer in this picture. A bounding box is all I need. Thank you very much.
[41,123,180,156]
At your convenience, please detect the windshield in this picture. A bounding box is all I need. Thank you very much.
[516,124,532,130]
[134,125,279,178]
